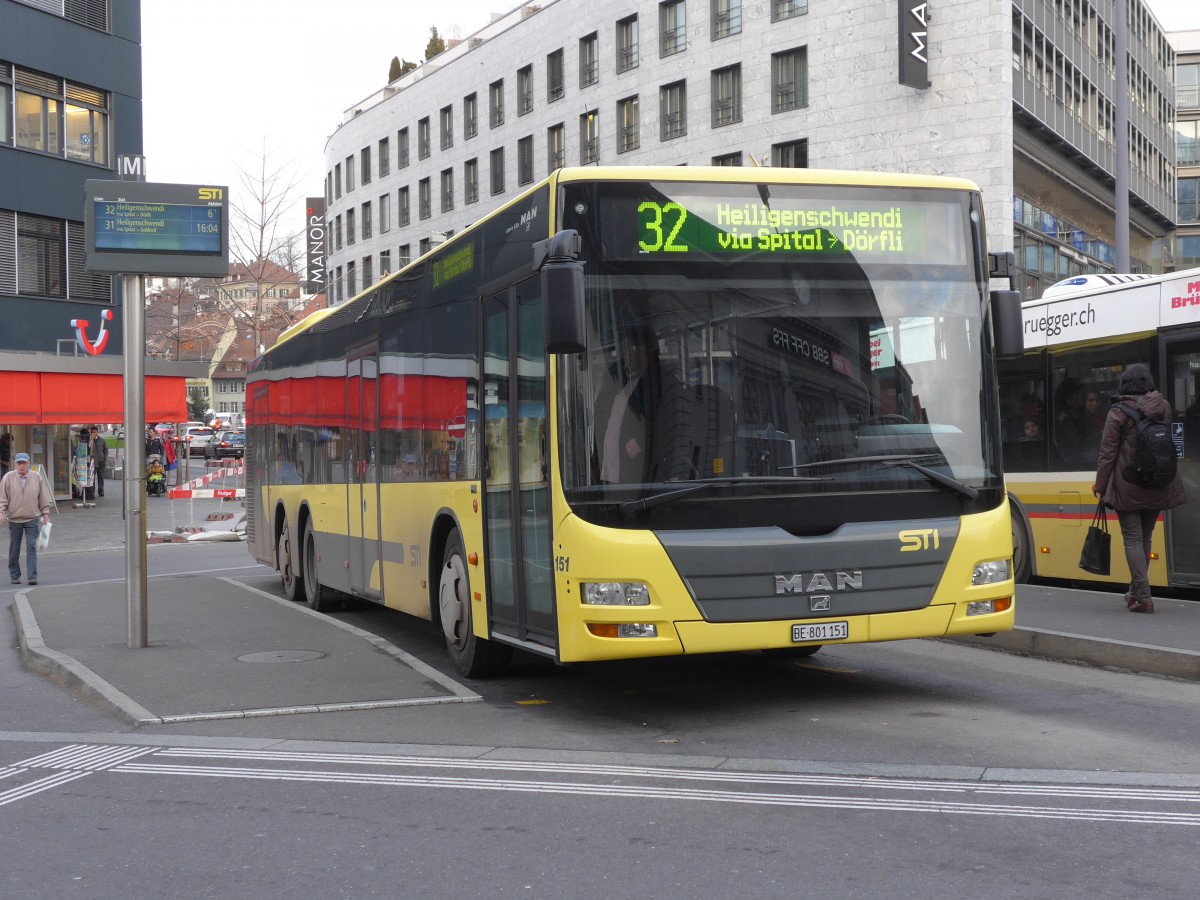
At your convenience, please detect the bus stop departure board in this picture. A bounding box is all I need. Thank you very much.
[84,180,229,276]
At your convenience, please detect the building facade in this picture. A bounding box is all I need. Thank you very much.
[0,0,200,496]
[1172,29,1200,269]
[322,0,1178,305]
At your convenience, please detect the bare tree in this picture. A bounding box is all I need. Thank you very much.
[203,141,306,355]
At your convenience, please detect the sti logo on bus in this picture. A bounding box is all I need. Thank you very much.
[899,528,940,551]
[198,187,223,201]
[775,571,864,595]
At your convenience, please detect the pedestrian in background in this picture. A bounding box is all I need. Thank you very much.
[89,426,108,498]
[0,452,52,585]
[0,432,12,476]
[1092,363,1186,614]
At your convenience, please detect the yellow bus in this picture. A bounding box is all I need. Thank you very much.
[245,166,1022,676]
[1001,267,1200,587]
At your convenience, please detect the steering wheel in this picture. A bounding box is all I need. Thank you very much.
[863,413,911,426]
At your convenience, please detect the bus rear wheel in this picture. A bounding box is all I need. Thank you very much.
[277,519,301,602]
[303,519,340,612]
[438,531,511,678]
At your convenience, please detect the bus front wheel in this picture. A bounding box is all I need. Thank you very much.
[277,519,301,602]
[438,531,511,678]
[1010,499,1033,584]
[302,519,339,612]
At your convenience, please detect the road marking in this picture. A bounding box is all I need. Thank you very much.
[7,743,1199,826]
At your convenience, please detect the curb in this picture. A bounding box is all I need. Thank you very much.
[11,592,159,725]
[948,627,1200,681]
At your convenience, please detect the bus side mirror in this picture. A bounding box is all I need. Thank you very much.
[990,289,1023,357]
[535,229,586,355]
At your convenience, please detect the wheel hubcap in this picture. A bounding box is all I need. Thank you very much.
[439,555,468,649]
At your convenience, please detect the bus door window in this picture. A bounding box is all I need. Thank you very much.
[1164,340,1200,582]
[999,374,1046,472]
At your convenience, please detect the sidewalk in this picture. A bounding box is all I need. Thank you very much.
[7,471,1199,725]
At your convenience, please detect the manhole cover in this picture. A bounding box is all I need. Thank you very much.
[237,650,326,663]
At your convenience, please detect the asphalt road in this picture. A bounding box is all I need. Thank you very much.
[3,543,1199,898]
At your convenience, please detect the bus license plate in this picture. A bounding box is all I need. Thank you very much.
[792,621,848,642]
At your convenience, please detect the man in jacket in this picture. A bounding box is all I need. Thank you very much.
[1092,363,1186,613]
[0,452,53,585]
[90,426,108,497]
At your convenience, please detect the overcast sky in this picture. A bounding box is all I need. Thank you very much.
[140,0,1200,249]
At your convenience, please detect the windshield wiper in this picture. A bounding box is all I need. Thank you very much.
[787,454,979,500]
[619,475,831,517]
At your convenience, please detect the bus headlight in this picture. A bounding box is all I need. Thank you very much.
[583,582,650,606]
[971,560,1010,585]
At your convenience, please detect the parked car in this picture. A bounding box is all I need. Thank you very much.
[183,425,215,457]
[204,430,245,459]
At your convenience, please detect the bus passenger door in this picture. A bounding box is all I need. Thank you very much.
[1162,336,1200,585]
[348,352,383,600]
[481,279,555,651]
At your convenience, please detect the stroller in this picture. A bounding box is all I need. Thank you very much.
[147,454,166,496]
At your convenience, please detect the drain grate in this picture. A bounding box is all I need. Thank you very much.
[236,650,326,663]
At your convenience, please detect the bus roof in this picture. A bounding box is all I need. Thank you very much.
[554,164,981,193]
[1020,265,1200,349]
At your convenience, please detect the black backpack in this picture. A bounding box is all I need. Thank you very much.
[1116,404,1177,487]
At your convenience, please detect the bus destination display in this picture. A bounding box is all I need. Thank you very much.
[93,199,223,254]
[605,186,968,267]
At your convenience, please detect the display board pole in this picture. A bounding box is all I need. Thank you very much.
[123,273,148,648]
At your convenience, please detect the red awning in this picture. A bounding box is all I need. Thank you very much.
[0,372,186,425]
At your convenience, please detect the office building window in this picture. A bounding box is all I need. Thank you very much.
[465,158,480,204]
[346,260,356,297]
[1180,177,1199,222]
[378,136,390,176]
[490,79,505,127]
[346,207,356,244]
[490,147,505,194]
[580,110,599,164]
[518,136,534,184]
[518,65,533,115]
[440,105,454,150]
[345,155,355,191]
[419,178,431,219]
[579,32,599,87]
[361,146,371,184]
[772,138,808,168]
[334,214,342,250]
[660,80,686,140]
[712,64,741,127]
[618,96,639,153]
[334,163,342,199]
[398,128,410,167]
[1177,120,1200,167]
[712,151,742,166]
[617,15,639,73]
[772,47,807,112]
[362,255,373,289]
[1178,63,1198,108]
[464,93,478,139]
[361,201,372,239]
[441,168,454,212]
[713,0,741,39]
[418,117,431,159]
[379,193,392,233]
[325,171,332,205]
[547,49,564,102]
[380,249,391,275]
[12,68,110,166]
[398,186,410,226]
[399,244,411,267]
[419,238,432,257]
[547,123,566,171]
[13,213,65,298]
[772,0,808,22]
[660,1,686,56]
[334,266,342,303]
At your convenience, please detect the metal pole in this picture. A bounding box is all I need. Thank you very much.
[123,273,148,648]
[1114,0,1130,272]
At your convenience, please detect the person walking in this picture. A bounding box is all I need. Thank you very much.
[1092,363,1186,613]
[89,426,108,498]
[0,452,52,585]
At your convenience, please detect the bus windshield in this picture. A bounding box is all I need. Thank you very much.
[558,179,998,525]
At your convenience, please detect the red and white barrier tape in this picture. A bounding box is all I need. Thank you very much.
[167,487,245,500]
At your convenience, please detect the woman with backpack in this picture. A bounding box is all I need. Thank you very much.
[1091,363,1185,613]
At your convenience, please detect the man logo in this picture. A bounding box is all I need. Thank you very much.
[775,571,863,595]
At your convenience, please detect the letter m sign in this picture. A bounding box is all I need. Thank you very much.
[118,155,146,182]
